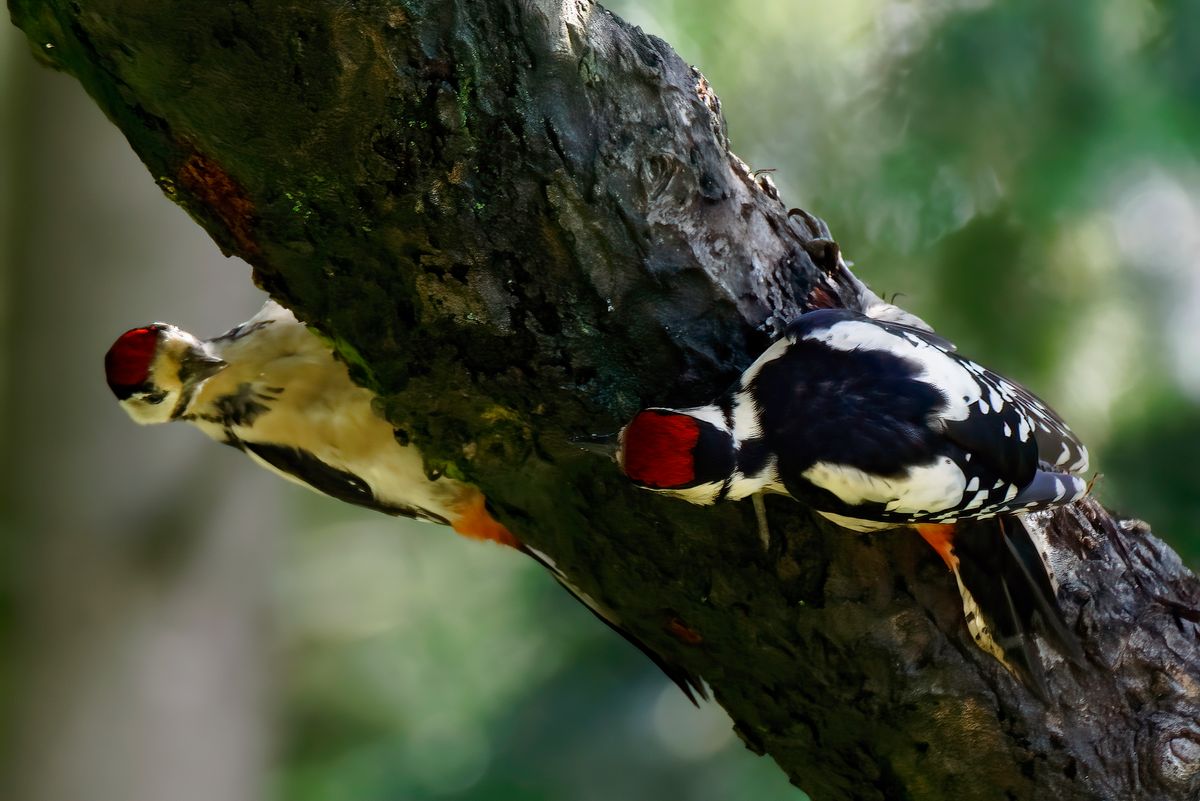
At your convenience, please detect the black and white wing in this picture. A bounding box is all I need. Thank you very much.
[226,437,452,524]
[765,309,1089,524]
[858,313,1089,474]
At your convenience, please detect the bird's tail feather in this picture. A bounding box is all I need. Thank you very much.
[518,544,708,705]
[951,515,1084,696]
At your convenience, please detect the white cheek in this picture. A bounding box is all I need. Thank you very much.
[124,393,179,425]
[652,482,723,506]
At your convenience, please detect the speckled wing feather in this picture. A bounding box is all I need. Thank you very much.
[773,310,1088,525]
[864,315,1090,475]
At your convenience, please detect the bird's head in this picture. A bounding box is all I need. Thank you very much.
[615,407,735,505]
[104,323,226,424]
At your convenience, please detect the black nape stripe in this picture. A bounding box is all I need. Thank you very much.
[197,383,274,427]
[719,396,735,431]
[736,437,771,477]
[110,381,156,402]
[692,421,736,487]
[210,318,274,343]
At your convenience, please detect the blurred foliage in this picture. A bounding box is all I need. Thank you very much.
[4,1,1200,800]
[269,499,796,801]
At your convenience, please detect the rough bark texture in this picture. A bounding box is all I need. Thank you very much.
[9,1,1200,798]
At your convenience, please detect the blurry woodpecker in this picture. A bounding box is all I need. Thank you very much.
[606,307,1089,691]
[105,300,705,703]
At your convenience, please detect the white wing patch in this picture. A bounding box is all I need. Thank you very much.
[964,490,988,510]
[803,456,967,515]
[804,320,983,423]
[755,311,1091,528]
[817,317,1090,479]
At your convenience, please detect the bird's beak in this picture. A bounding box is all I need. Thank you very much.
[181,347,227,384]
[572,432,620,460]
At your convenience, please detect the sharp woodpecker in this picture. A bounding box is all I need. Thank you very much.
[105,300,705,703]
[610,307,1089,689]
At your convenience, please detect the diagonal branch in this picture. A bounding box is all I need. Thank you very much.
[10,0,1200,797]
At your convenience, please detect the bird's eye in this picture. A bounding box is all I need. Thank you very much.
[142,391,167,405]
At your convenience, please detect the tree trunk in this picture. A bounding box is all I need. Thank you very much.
[8,1,1200,798]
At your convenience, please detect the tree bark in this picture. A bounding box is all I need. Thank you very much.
[9,1,1200,798]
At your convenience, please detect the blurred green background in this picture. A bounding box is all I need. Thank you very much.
[2,1,1197,799]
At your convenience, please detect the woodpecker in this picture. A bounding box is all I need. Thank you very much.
[610,307,1089,689]
[104,300,515,545]
[105,300,705,703]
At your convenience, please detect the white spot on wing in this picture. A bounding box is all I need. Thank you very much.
[1067,476,1087,500]
[1053,477,1066,501]
[1069,445,1090,473]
